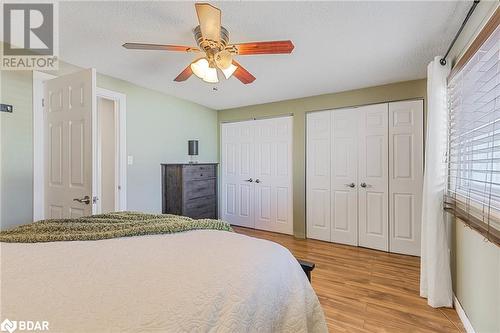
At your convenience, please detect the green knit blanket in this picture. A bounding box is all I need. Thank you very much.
[0,211,233,243]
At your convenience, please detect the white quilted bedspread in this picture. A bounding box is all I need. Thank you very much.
[0,230,327,332]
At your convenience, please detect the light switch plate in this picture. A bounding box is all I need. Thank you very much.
[127,155,134,165]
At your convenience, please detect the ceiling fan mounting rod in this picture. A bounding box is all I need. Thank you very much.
[205,49,217,68]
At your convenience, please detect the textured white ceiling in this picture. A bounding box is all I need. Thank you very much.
[60,1,469,110]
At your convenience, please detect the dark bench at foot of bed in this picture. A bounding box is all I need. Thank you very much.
[297,259,315,282]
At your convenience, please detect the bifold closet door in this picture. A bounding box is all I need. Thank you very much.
[306,101,423,255]
[357,104,389,252]
[221,120,255,228]
[331,108,358,245]
[389,100,423,256]
[306,111,331,241]
[221,117,293,235]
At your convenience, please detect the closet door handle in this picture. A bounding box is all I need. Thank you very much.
[360,182,367,188]
[255,179,261,184]
[245,178,253,182]
[345,183,356,188]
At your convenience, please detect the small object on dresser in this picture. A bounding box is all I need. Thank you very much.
[188,140,199,164]
[162,163,218,220]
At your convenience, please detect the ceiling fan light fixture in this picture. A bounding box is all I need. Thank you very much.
[221,64,238,79]
[202,66,219,83]
[190,58,219,83]
[191,58,209,79]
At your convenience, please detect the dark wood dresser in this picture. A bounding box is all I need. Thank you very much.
[161,163,218,219]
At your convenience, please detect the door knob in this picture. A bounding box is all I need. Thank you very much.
[360,182,367,188]
[345,183,356,188]
[245,178,253,182]
[255,179,261,183]
[73,195,91,205]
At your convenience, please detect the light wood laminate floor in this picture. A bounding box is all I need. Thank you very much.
[234,226,464,333]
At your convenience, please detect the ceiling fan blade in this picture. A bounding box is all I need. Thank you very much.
[174,64,193,82]
[123,43,199,52]
[229,40,294,55]
[232,60,256,84]
[195,3,221,42]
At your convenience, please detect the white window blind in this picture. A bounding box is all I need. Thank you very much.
[445,24,500,245]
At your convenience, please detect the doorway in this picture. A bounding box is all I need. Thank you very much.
[97,97,118,214]
[32,71,127,221]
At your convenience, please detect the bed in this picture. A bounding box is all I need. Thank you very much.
[0,225,327,332]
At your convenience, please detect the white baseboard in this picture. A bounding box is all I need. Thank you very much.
[454,295,475,333]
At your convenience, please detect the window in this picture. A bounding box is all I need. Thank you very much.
[445,21,500,246]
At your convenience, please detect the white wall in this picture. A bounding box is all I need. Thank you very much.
[0,71,34,228]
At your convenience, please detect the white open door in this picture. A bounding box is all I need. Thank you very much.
[358,103,389,251]
[221,120,255,228]
[331,108,358,246]
[44,69,96,218]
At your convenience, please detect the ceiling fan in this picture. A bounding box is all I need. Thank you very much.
[122,3,294,84]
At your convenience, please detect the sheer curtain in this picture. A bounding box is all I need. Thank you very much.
[420,56,453,308]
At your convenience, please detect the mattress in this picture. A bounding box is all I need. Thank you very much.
[0,230,327,332]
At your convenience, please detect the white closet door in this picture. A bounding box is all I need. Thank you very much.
[221,121,255,228]
[254,117,293,235]
[306,111,331,241]
[331,108,358,245]
[358,103,389,251]
[389,100,424,256]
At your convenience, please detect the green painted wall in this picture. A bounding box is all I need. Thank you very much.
[453,219,499,333]
[218,79,426,238]
[0,70,34,229]
[446,2,500,333]
[0,65,217,229]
